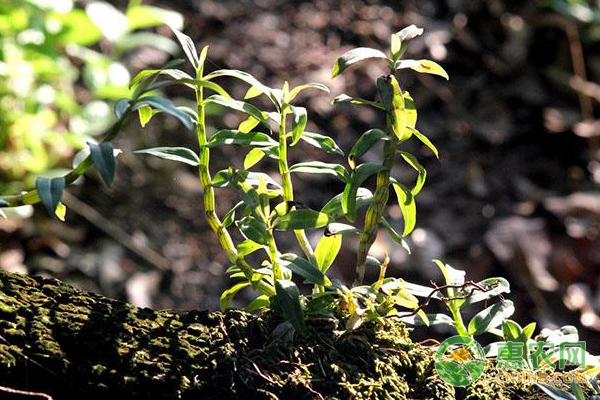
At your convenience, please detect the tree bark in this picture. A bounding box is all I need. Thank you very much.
[0,270,535,400]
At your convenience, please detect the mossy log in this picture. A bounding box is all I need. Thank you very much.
[0,270,536,400]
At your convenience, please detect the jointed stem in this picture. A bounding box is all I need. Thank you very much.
[195,69,274,296]
[277,113,318,266]
[353,128,399,287]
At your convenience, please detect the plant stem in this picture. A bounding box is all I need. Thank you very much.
[195,69,274,296]
[449,306,470,337]
[277,113,318,266]
[353,128,399,287]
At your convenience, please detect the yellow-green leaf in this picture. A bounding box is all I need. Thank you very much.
[315,234,342,272]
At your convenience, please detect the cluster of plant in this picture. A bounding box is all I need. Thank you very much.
[3,19,600,397]
[0,0,182,194]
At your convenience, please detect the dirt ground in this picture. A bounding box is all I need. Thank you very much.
[1,0,599,352]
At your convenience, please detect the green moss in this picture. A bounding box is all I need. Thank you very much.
[0,270,544,400]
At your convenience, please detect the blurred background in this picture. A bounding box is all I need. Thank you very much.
[1,0,599,351]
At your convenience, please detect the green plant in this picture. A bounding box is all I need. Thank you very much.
[0,0,182,194]
[0,24,451,334]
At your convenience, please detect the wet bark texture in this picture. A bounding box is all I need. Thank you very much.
[0,270,536,400]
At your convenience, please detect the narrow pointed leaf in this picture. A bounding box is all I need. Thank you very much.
[137,104,154,127]
[321,188,375,220]
[407,126,439,157]
[204,69,272,98]
[220,282,251,310]
[274,280,306,335]
[279,253,328,286]
[288,82,329,102]
[245,295,270,312]
[239,115,261,133]
[343,163,384,222]
[315,234,342,272]
[289,162,349,182]
[380,217,411,253]
[115,99,130,118]
[404,91,417,128]
[208,130,277,148]
[395,59,449,80]
[299,131,343,156]
[204,95,265,121]
[274,209,330,230]
[468,300,515,336]
[333,94,384,110]
[332,47,388,78]
[169,26,199,69]
[391,180,416,236]
[36,177,65,217]
[398,151,426,195]
[55,202,67,221]
[395,25,424,41]
[138,96,193,130]
[134,147,199,166]
[348,129,388,168]
[193,80,232,100]
[236,239,264,256]
[536,383,577,400]
[244,148,266,169]
[325,223,360,236]
[90,142,117,187]
[378,75,408,141]
[462,277,510,307]
[290,106,307,146]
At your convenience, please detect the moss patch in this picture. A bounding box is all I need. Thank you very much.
[0,270,540,399]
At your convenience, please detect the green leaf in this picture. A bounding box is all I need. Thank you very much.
[378,75,408,142]
[502,319,524,342]
[332,94,384,110]
[204,95,266,121]
[220,282,251,310]
[391,180,416,236]
[395,59,449,80]
[115,99,130,119]
[380,217,411,253]
[137,96,194,130]
[52,9,102,46]
[204,69,273,101]
[222,202,243,228]
[279,254,328,286]
[315,234,342,272]
[404,91,417,128]
[290,106,307,146]
[130,68,193,90]
[169,25,199,69]
[391,33,401,56]
[300,131,343,156]
[395,25,424,42]
[244,148,266,169]
[274,280,306,336]
[134,147,199,166]
[126,5,183,31]
[398,151,426,196]
[274,209,330,230]
[348,129,388,168]
[237,239,264,256]
[245,295,270,312]
[237,216,270,245]
[343,163,385,222]
[238,115,261,133]
[321,188,375,220]
[523,322,537,341]
[468,300,515,336]
[288,83,329,102]
[325,223,360,236]
[36,177,65,217]
[89,142,116,187]
[137,104,154,127]
[332,47,388,78]
[0,199,7,219]
[462,277,510,307]
[406,126,439,157]
[536,383,577,400]
[289,162,349,182]
[208,130,277,148]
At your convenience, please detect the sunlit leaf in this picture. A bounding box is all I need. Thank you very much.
[343,163,384,222]
[321,188,374,220]
[274,209,330,230]
[332,94,384,110]
[290,106,307,146]
[468,300,515,336]
[325,223,360,236]
[208,130,277,148]
[299,131,343,156]
[168,25,199,69]
[288,83,329,102]
[314,234,342,272]
[289,161,349,182]
[279,254,329,286]
[274,280,306,335]
[348,129,388,169]
[395,59,449,80]
[332,47,388,78]
[391,180,416,236]
[398,151,426,196]
[407,126,439,157]
[220,282,251,310]
[134,147,199,166]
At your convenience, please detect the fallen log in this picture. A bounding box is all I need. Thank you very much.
[0,270,535,399]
